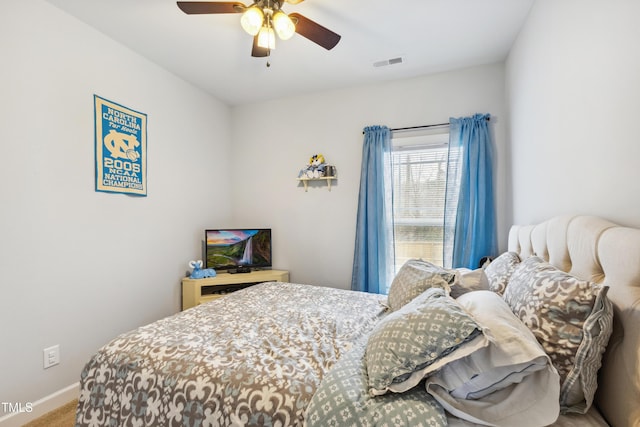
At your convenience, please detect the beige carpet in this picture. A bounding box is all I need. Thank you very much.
[23,399,77,427]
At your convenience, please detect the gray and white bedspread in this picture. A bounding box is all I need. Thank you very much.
[75,282,387,427]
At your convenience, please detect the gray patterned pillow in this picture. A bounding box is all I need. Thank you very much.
[484,251,521,295]
[387,259,458,311]
[366,287,485,396]
[503,257,613,414]
[305,336,447,427]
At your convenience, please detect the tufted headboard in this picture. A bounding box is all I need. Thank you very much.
[507,215,640,427]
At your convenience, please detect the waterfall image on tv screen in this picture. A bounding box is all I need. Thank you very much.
[205,229,272,271]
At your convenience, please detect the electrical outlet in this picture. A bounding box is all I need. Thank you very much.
[43,345,60,369]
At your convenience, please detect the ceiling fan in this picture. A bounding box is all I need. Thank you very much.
[176,1,341,58]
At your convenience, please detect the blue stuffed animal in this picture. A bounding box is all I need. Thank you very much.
[189,260,217,279]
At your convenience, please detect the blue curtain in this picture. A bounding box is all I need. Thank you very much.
[351,126,394,294]
[444,114,497,269]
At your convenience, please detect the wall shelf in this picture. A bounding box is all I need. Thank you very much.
[297,176,337,192]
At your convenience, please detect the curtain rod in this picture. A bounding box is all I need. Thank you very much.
[391,123,449,132]
[363,117,490,134]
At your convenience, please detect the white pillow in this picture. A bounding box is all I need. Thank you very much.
[425,290,561,427]
[449,268,490,299]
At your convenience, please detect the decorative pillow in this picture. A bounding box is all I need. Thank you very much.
[425,290,561,427]
[304,336,448,427]
[366,287,486,396]
[449,268,490,299]
[387,259,458,311]
[503,257,613,414]
[484,251,521,295]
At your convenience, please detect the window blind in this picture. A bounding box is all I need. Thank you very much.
[391,130,459,269]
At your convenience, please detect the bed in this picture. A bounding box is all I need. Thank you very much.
[75,215,640,427]
[505,215,640,427]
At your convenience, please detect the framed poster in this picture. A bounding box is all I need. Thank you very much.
[94,95,147,196]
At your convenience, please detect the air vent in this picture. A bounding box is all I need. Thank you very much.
[373,56,405,68]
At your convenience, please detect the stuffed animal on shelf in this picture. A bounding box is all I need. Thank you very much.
[189,260,217,279]
[298,154,327,178]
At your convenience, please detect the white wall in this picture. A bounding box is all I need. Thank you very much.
[506,0,640,227]
[0,1,232,410]
[230,63,510,289]
[0,2,513,412]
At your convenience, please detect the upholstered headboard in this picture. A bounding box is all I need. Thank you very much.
[508,215,640,427]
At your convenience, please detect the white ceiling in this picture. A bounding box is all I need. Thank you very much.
[44,0,534,106]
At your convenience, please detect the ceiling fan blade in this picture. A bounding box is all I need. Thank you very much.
[251,35,270,57]
[177,1,245,14]
[289,13,341,50]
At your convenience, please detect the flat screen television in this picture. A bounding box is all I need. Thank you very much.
[204,228,272,272]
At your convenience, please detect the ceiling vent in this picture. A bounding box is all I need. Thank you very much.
[373,56,405,68]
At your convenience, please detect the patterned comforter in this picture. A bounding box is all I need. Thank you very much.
[75,282,387,427]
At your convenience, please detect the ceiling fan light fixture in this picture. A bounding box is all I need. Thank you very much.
[273,10,295,40]
[240,6,264,36]
[177,1,342,57]
[257,26,276,49]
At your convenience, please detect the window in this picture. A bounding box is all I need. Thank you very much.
[391,129,457,272]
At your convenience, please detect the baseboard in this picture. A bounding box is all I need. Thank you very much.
[0,382,79,427]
